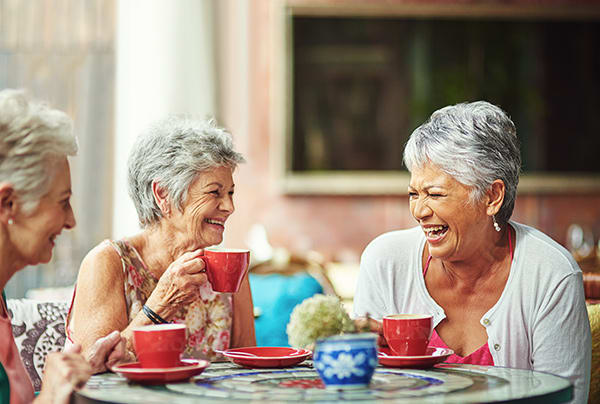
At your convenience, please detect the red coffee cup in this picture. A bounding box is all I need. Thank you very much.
[133,323,187,368]
[200,248,250,293]
[383,314,433,356]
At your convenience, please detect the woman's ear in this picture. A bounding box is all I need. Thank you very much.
[486,179,505,217]
[0,182,17,224]
[151,180,171,216]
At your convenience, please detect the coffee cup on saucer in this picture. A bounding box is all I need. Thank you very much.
[383,314,433,356]
[133,323,187,368]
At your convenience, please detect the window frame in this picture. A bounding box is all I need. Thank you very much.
[272,0,600,195]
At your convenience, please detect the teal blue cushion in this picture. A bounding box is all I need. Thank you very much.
[249,273,323,347]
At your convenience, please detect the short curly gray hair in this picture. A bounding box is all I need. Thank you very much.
[403,101,521,225]
[127,116,245,227]
[0,89,78,214]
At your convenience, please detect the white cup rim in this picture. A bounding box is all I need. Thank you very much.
[316,332,378,343]
[205,248,250,253]
[383,314,433,320]
[132,323,187,332]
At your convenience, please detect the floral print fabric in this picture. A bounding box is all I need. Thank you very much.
[108,240,232,361]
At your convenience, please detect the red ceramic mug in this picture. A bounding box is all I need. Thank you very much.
[133,323,187,368]
[200,248,250,293]
[383,314,433,356]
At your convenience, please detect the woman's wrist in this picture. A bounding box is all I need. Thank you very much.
[142,304,169,324]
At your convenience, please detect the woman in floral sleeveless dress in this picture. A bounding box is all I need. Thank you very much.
[66,117,255,362]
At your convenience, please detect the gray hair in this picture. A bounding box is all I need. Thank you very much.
[0,89,78,214]
[127,116,245,227]
[403,101,521,225]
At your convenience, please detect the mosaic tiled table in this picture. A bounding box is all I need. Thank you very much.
[74,361,573,403]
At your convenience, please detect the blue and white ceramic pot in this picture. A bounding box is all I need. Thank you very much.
[313,333,378,389]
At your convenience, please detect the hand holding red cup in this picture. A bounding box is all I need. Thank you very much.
[199,248,250,293]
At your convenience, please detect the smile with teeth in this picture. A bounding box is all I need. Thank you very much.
[424,225,449,239]
[205,218,225,227]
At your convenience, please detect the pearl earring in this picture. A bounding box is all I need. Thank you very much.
[493,215,501,232]
[8,218,13,225]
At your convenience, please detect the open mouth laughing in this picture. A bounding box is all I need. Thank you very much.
[423,225,449,242]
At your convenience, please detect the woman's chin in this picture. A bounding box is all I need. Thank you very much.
[34,248,54,265]
[195,236,224,249]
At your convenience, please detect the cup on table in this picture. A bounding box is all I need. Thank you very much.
[133,323,187,368]
[200,248,250,293]
[383,314,433,356]
[314,333,378,389]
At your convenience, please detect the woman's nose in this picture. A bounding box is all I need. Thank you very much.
[64,205,76,229]
[411,197,432,220]
[220,194,234,214]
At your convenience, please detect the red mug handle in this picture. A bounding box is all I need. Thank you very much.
[198,254,208,273]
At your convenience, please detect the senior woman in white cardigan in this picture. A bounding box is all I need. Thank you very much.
[0,89,124,404]
[354,101,591,403]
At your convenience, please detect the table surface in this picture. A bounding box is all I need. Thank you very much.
[74,361,573,404]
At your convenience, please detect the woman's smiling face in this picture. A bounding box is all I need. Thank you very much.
[408,163,489,262]
[175,166,235,249]
[13,158,76,265]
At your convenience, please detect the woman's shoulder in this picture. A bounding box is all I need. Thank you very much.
[361,227,422,266]
[83,239,122,262]
[363,227,422,253]
[78,239,125,281]
[512,221,580,276]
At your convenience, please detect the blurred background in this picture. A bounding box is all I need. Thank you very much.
[2,0,600,324]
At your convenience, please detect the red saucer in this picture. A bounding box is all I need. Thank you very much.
[378,347,453,369]
[111,358,209,384]
[220,346,312,368]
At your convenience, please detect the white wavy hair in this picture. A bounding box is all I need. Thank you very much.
[127,116,245,227]
[0,89,78,214]
[403,101,521,225]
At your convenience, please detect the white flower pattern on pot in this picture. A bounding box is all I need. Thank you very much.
[318,352,367,379]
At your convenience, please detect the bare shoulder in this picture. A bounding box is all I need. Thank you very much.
[77,240,124,287]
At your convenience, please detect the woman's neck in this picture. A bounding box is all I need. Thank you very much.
[130,222,189,278]
[428,225,513,286]
[0,229,26,292]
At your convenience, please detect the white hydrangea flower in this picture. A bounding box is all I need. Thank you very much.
[286,294,355,349]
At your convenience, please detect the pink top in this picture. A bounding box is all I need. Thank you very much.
[1,297,35,404]
[423,228,514,365]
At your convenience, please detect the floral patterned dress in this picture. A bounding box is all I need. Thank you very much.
[67,239,233,361]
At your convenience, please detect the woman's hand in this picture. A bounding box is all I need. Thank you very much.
[145,249,208,318]
[354,316,388,347]
[85,330,127,374]
[35,344,92,404]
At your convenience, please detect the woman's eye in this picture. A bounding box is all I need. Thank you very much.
[209,190,220,195]
[408,192,417,198]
